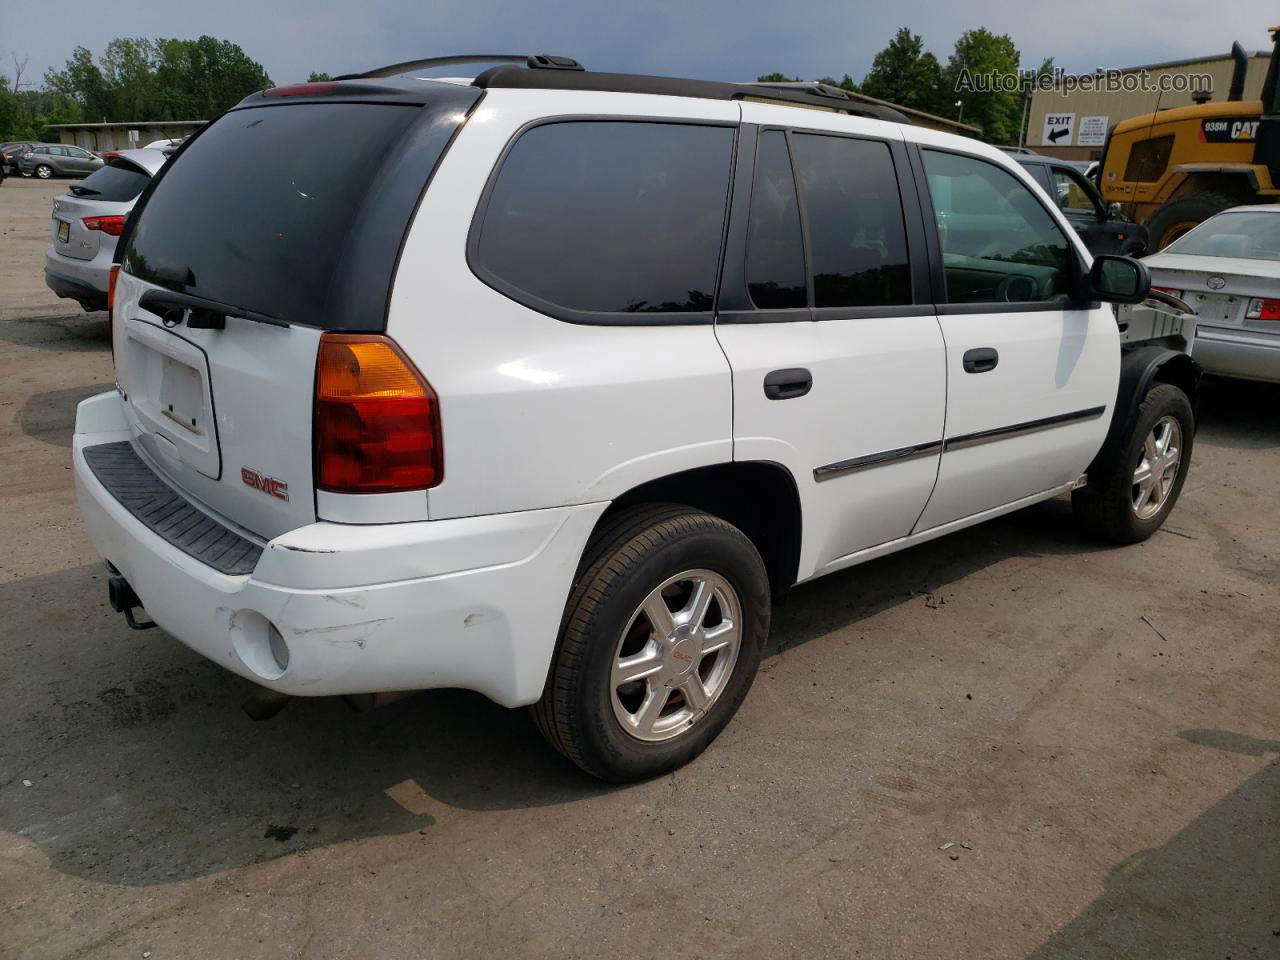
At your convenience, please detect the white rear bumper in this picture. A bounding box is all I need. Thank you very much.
[72,391,606,706]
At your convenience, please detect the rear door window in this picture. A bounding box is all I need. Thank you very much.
[70,160,151,201]
[789,133,912,309]
[745,130,807,310]
[472,121,734,319]
[124,102,423,327]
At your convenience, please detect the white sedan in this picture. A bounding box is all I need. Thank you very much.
[1138,205,1280,383]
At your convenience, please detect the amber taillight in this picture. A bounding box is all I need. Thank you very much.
[314,333,442,493]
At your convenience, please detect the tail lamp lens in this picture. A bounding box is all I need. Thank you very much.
[1246,297,1280,320]
[107,264,120,328]
[83,215,126,235]
[314,334,442,493]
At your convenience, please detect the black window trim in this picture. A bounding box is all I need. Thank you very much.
[718,122,932,325]
[910,142,1100,316]
[466,114,740,327]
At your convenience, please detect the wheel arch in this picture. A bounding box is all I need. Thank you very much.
[590,461,803,599]
[1089,345,1202,480]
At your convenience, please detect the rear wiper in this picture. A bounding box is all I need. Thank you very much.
[138,288,289,329]
[70,186,101,197]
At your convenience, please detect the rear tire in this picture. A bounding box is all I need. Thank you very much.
[1072,383,1194,544]
[532,504,770,782]
[34,164,53,180]
[1143,191,1240,250]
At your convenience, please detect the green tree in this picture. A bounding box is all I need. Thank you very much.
[307,72,333,83]
[945,28,1023,143]
[42,37,270,124]
[756,72,799,83]
[861,28,946,114]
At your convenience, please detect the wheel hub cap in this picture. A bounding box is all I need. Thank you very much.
[1132,415,1182,520]
[610,569,743,743]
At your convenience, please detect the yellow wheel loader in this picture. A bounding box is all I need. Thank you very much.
[1099,31,1280,249]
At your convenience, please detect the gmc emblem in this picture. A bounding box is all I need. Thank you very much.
[241,467,289,502]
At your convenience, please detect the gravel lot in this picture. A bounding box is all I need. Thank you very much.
[0,175,1276,960]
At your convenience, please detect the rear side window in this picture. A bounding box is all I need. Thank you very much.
[472,121,734,318]
[789,133,912,309]
[70,160,150,202]
[124,103,421,326]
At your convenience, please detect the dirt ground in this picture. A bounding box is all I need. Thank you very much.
[0,176,1276,960]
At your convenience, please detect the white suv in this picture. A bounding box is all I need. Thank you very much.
[74,57,1200,782]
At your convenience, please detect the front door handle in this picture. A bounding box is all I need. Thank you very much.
[763,368,812,400]
[962,348,999,374]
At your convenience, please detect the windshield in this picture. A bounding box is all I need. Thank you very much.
[1166,211,1280,260]
[70,159,151,201]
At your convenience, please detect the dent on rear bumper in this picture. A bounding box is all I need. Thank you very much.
[73,391,609,706]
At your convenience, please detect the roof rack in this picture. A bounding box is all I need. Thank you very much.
[335,54,583,81]
[473,68,911,124]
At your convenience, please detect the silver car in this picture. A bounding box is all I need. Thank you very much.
[20,143,104,179]
[1132,205,1280,383]
[44,149,168,311]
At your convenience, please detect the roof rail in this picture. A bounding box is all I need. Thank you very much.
[473,68,912,124]
[742,82,911,124]
[335,54,583,81]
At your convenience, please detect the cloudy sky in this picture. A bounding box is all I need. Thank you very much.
[2,0,1276,90]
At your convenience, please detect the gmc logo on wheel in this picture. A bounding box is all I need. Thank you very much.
[241,467,290,502]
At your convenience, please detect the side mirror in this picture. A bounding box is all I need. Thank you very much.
[1106,201,1124,220]
[1086,255,1150,304]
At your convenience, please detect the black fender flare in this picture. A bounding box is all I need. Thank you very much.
[1087,345,1201,481]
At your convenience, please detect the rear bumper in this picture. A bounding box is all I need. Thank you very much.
[1192,324,1280,384]
[73,391,607,706]
[45,245,110,310]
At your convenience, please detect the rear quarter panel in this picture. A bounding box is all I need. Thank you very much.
[388,89,739,520]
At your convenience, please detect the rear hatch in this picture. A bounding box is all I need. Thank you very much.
[112,83,478,540]
[51,156,155,261]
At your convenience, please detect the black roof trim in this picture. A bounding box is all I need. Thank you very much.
[473,68,911,124]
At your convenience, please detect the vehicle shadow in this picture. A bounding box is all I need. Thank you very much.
[0,497,1098,887]
[1026,729,1280,959]
[1195,375,1280,451]
[18,385,107,447]
[0,312,109,352]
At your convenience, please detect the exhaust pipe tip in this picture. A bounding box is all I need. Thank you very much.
[1228,40,1248,101]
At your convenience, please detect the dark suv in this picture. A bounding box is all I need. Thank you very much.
[1012,152,1148,257]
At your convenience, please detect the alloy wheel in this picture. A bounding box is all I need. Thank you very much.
[610,569,742,743]
[1132,415,1182,520]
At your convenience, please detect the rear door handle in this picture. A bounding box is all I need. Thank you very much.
[763,368,812,400]
[962,348,999,374]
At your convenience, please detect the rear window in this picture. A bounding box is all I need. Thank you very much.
[70,160,151,202]
[124,103,421,326]
[1123,135,1173,183]
[471,120,734,319]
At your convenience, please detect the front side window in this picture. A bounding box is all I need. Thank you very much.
[745,130,806,309]
[473,121,734,317]
[923,149,1075,305]
[1051,168,1101,217]
[790,133,912,309]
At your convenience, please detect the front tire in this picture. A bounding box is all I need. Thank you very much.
[533,504,770,782]
[1073,383,1194,543]
[1144,191,1239,250]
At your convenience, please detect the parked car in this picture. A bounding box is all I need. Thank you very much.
[73,58,1199,783]
[1014,152,1149,256]
[19,143,104,179]
[44,149,167,311]
[0,141,41,176]
[1128,205,1280,383]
